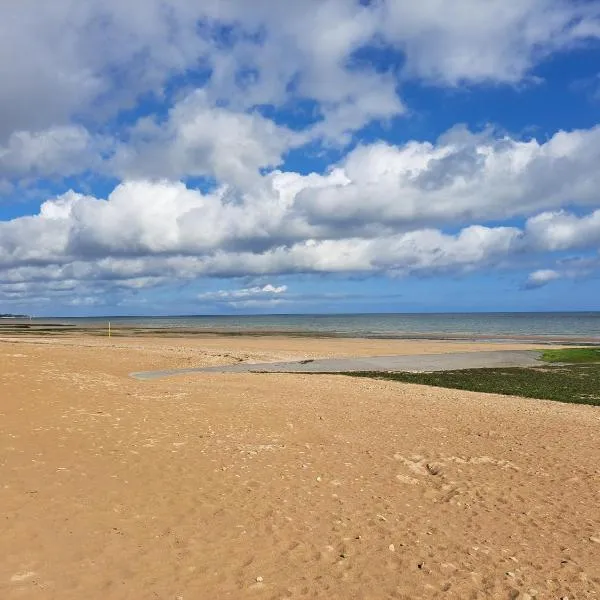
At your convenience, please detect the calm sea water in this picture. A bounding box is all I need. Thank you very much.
[33,312,600,340]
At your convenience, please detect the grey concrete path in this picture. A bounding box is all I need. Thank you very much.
[130,349,542,380]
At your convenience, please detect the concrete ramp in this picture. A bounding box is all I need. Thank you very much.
[130,349,542,381]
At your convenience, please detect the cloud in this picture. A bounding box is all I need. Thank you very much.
[0,172,524,279]
[0,0,212,140]
[526,209,600,251]
[111,91,303,188]
[0,125,111,190]
[0,0,402,151]
[1,1,600,307]
[524,269,561,289]
[0,94,301,189]
[67,296,103,307]
[292,125,600,232]
[1,1,598,188]
[193,0,405,141]
[0,207,525,297]
[198,283,288,301]
[3,123,600,299]
[1,0,598,150]
[381,0,600,85]
[197,283,289,309]
[7,120,600,231]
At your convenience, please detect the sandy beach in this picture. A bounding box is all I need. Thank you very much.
[2,334,600,599]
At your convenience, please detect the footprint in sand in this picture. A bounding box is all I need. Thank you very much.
[11,571,36,583]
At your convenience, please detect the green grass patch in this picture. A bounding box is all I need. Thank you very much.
[540,347,600,363]
[344,363,600,405]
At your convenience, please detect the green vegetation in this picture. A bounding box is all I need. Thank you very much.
[540,347,600,363]
[344,363,600,405]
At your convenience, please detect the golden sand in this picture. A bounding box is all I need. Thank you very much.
[1,335,599,599]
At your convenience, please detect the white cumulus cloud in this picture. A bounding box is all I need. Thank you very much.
[198,284,288,300]
[380,0,600,85]
[111,91,304,188]
[1,0,599,181]
[524,269,561,289]
[2,123,600,299]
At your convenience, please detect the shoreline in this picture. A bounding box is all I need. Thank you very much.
[0,322,597,345]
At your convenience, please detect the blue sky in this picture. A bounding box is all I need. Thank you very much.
[1,0,600,316]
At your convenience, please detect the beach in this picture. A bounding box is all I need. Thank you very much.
[2,334,600,599]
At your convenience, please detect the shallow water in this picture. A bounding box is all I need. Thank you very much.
[32,312,600,340]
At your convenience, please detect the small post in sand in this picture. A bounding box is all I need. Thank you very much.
[108,321,111,338]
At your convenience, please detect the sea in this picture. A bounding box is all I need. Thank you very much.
[28,312,600,342]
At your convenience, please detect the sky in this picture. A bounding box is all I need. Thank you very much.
[2,1,600,316]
